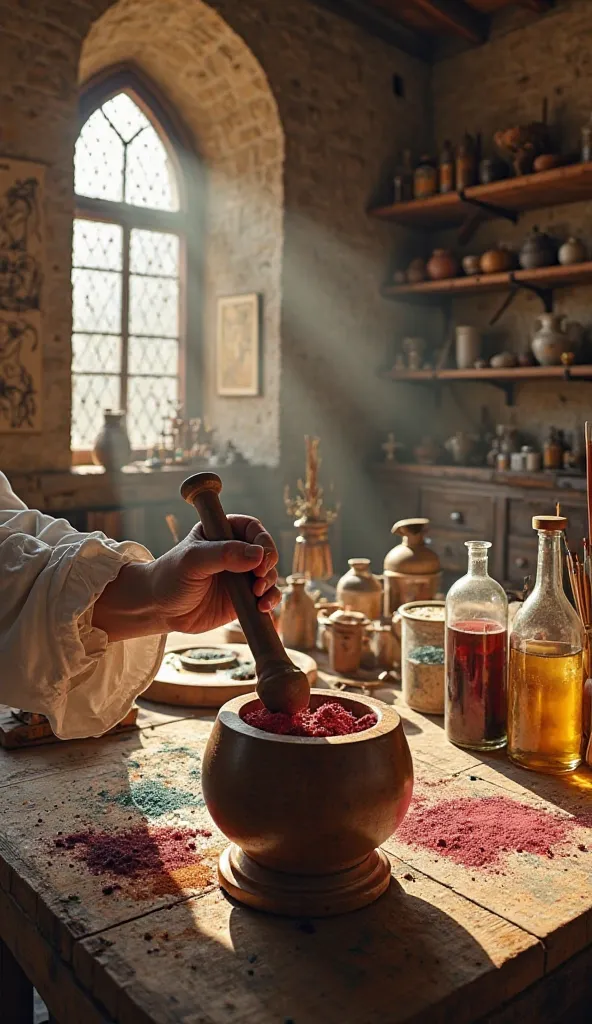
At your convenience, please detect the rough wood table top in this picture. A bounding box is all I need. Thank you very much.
[0,629,591,1024]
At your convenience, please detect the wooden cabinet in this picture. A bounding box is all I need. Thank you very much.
[372,464,586,591]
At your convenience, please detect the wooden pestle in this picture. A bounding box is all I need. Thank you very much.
[180,472,310,714]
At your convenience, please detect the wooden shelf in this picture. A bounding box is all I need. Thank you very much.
[384,365,592,383]
[382,260,592,300]
[370,161,592,229]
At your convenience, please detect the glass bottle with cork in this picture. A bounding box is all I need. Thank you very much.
[445,541,508,750]
[413,155,438,199]
[508,514,584,773]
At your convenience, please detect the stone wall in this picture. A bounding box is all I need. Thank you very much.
[426,0,592,452]
[0,0,431,566]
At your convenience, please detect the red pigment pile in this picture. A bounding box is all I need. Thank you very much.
[396,794,583,868]
[55,825,211,877]
[243,701,377,737]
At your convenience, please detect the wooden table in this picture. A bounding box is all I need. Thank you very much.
[1,629,591,1024]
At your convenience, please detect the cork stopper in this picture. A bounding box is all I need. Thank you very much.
[532,515,568,531]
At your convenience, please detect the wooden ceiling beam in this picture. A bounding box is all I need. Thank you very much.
[309,0,432,60]
[402,0,489,43]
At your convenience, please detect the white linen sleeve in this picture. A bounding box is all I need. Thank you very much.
[0,473,165,740]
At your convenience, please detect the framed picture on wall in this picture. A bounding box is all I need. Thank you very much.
[216,292,261,397]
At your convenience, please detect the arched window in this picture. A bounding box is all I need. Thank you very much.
[71,78,187,456]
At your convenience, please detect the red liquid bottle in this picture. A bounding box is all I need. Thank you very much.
[445,542,508,750]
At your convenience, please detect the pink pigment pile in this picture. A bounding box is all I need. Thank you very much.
[396,794,590,868]
[243,701,377,737]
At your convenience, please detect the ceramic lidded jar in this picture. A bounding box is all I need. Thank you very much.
[336,558,382,621]
[93,410,131,472]
[518,227,557,270]
[427,249,458,281]
[280,574,317,651]
[327,609,367,675]
[479,245,514,274]
[384,518,441,615]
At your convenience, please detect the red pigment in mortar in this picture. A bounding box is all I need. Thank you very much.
[55,826,211,877]
[243,701,377,736]
[396,794,587,868]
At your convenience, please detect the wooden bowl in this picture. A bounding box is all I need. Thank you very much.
[202,690,413,916]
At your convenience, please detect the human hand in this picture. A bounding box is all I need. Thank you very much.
[92,515,280,642]
[146,514,280,634]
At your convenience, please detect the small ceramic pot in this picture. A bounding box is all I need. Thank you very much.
[519,227,557,270]
[426,249,458,281]
[533,153,562,172]
[479,246,514,274]
[462,254,481,276]
[490,351,517,369]
[558,237,587,266]
[280,575,317,651]
[406,258,426,284]
[327,609,367,675]
[455,325,481,369]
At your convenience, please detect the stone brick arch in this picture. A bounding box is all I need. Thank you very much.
[80,0,285,465]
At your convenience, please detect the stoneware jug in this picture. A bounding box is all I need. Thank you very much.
[455,325,481,369]
[93,410,131,472]
[531,313,581,367]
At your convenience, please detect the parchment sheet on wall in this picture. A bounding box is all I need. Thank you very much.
[0,157,44,432]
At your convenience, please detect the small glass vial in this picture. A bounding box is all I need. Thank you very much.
[439,140,455,194]
[445,541,508,750]
[508,515,584,773]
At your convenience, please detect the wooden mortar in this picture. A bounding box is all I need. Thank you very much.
[202,689,413,916]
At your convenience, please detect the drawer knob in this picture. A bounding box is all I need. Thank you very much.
[450,511,463,523]
[514,557,528,569]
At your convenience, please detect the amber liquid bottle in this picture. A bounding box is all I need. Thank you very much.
[508,515,584,773]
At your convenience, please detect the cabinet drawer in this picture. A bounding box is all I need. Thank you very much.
[429,530,481,572]
[509,498,587,540]
[421,489,493,536]
[506,538,539,586]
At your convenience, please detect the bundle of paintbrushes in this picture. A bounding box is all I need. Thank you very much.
[562,423,592,764]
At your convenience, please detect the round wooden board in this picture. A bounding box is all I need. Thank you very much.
[143,643,317,708]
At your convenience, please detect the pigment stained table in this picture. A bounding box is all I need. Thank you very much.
[0,629,591,1024]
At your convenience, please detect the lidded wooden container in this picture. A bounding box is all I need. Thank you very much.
[384,518,441,615]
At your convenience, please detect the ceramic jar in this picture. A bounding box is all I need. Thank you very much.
[384,518,441,616]
[336,559,382,621]
[93,410,131,472]
[427,249,458,281]
[519,227,557,270]
[326,609,366,675]
[399,601,446,714]
[413,437,440,465]
[445,431,476,465]
[280,575,317,651]
[558,237,587,266]
[406,258,426,284]
[455,325,481,369]
[531,313,576,367]
[479,246,514,274]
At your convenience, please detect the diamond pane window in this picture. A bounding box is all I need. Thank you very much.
[71,86,184,454]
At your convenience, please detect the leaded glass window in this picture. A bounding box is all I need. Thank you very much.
[71,89,184,453]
